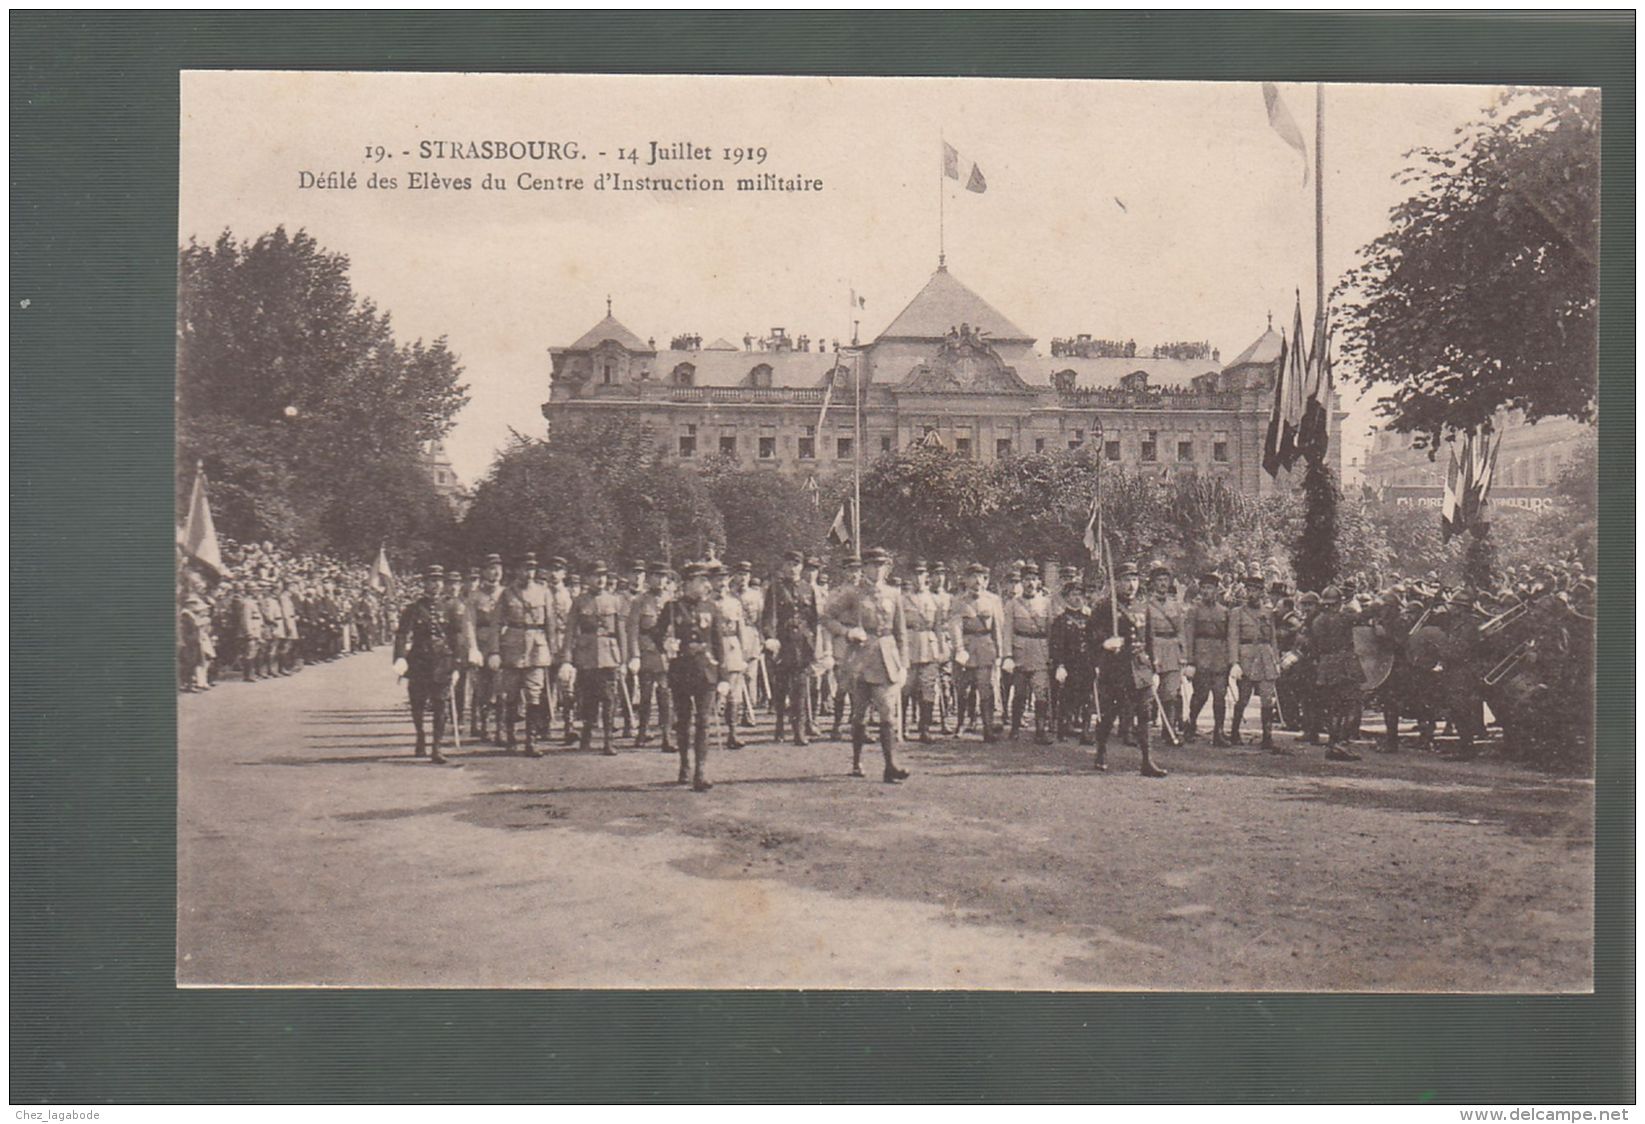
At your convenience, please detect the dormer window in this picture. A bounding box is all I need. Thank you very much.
[750,363,774,389]
[1052,369,1076,393]
[672,362,696,387]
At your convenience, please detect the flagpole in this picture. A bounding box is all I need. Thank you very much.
[1315,83,1325,326]
[938,133,946,269]
[853,347,863,549]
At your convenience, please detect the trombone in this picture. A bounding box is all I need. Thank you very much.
[1483,638,1534,687]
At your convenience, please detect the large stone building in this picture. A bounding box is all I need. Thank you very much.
[543,265,1340,496]
[1361,412,1592,513]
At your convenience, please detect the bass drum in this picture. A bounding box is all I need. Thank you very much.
[1353,625,1395,691]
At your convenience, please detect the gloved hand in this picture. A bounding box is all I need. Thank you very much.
[1230,663,1243,681]
[1150,672,1162,689]
[557,662,576,687]
[392,657,408,678]
[468,647,483,667]
[764,638,780,654]
[715,679,732,698]
[954,647,970,667]
[1055,665,1068,684]
[847,626,868,644]
[1102,636,1124,653]
[1001,658,1016,675]
[1183,664,1196,681]
[820,655,835,673]
[663,639,681,659]
[487,653,501,671]
[627,657,641,674]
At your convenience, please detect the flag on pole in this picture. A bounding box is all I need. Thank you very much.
[965,163,988,194]
[942,141,961,180]
[1263,295,1308,477]
[1082,493,1104,561]
[801,475,820,509]
[827,497,855,548]
[182,462,224,578]
[1261,82,1310,182]
[1297,312,1332,463]
[849,287,867,310]
[369,543,396,594]
[815,365,836,434]
[1440,427,1502,541]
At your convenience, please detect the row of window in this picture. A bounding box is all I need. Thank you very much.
[677,426,1232,465]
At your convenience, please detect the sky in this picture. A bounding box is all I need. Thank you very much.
[180,72,1508,484]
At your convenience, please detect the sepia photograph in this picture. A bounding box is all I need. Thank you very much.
[174,71,1598,992]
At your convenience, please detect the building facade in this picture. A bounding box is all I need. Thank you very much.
[1361,412,1593,513]
[543,265,1341,496]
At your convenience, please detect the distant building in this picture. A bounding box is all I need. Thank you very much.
[543,264,1341,496]
[419,439,469,516]
[1361,413,1592,513]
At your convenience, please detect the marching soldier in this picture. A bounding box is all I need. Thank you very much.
[949,562,1005,741]
[469,554,506,743]
[652,561,726,791]
[1049,578,1095,743]
[497,553,560,756]
[392,565,479,765]
[628,561,675,753]
[1183,572,1231,746]
[1307,585,1364,761]
[543,557,576,744]
[706,561,750,750]
[278,579,302,673]
[901,561,945,744]
[1003,562,1054,745]
[618,561,647,736]
[931,562,956,734]
[1228,574,1283,753]
[1145,561,1186,742]
[761,549,817,746]
[1088,562,1169,777]
[569,561,629,756]
[444,566,474,731]
[260,579,288,678]
[822,547,912,782]
[235,581,266,682]
[825,559,863,741]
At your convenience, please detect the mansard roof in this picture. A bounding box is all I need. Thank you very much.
[567,312,652,354]
[877,265,1034,343]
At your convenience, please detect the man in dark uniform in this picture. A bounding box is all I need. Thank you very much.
[1308,585,1364,761]
[1050,579,1095,744]
[653,561,725,791]
[761,548,817,746]
[1088,562,1169,777]
[393,565,477,765]
[1183,572,1231,746]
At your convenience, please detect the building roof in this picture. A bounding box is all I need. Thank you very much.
[1223,325,1282,370]
[567,312,652,354]
[877,265,1034,343]
[655,348,840,389]
[1030,355,1222,390]
[704,337,739,351]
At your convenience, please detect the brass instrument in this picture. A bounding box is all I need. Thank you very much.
[1477,587,1547,636]
[1483,638,1535,687]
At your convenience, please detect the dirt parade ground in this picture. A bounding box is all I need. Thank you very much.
[177,649,1594,991]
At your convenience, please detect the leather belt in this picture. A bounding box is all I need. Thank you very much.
[1014,629,1046,639]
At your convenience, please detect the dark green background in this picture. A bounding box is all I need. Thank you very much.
[10,11,1634,1104]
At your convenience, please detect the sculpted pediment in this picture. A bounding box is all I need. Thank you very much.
[898,323,1033,393]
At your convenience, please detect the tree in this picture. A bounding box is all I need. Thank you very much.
[461,434,622,567]
[176,226,469,559]
[1335,88,1599,449]
[700,463,830,569]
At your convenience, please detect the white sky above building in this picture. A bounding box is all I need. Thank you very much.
[181,72,1515,483]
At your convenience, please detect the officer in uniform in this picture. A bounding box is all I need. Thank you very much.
[1307,585,1364,761]
[930,562,956,734]
[1049,578,1095,744]
[949,562,1004,741]
[542,557,575,744]
[469,554,506,743]
[1088,562,1169,777]
[702,560,749,750]
[1145,561,1186,742]
[901,561,945,744]
[1228,574,1284,752]
[497,553,560,756]
[569,561,628,755]
[1183,572,1231,745]
[260,579,288,678]
[730,561,764,725]
[393,565,478,765]
[236,581,266,682]
[443,566,475,731]
[1003,562,1054,745]
[278,579,302,674]
[1291,590,1323,742]
[825,558,864,741]
[652,561,726,791]
[617,561,647,736]
[761,549,817,746]
[823,548,912,782]
[628,561,675,753]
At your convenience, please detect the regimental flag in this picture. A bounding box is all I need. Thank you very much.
[181,462,224,578]
[966,163,988,194]
[369,543,396,594]
[1297,312,1332,464]
[1261,82,1310,183]
[802,474,820,509]
[942,141,961,180]
[1440,427,1503,542]
[827,497,855,548]
[1263,295,1308,477]
[815,363,837,434]
[1082,493,1104,561]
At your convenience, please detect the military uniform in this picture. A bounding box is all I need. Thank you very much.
[235,588,266,682]
[1307,587,1364,760]
[393,567,474,763]
[568,565,628,755]
[761,551,817,745]
[1003,566,1055,744]
[1228,581,1282,750]
[1145,569,1186,740]
[901,564,945,743]
[1088,567,1169,776]
[652,568,725,791]
[822,549,910,781]
[1184,580,1232,745]
[497,556,560,754]
[1048,594,1095,743]
[469,558,506,742]
[948,567,1005,741]
[629,568,675,751]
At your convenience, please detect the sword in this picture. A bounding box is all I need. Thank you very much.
[448,680,462,752]
[1151,678,1181,746]
[619,672,636,725]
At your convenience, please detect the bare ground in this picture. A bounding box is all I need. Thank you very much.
[178,650,1593,991]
